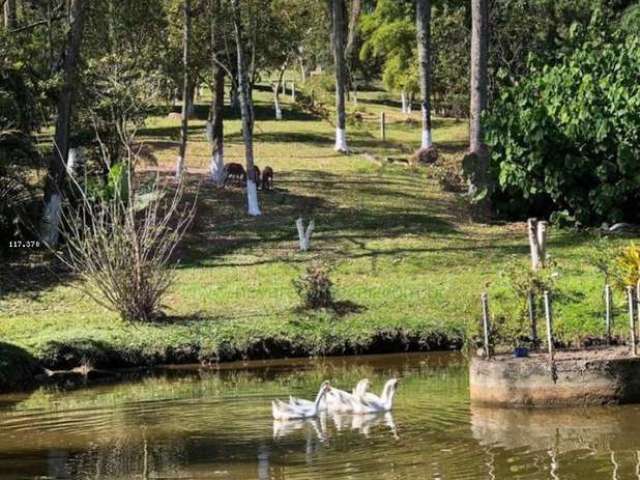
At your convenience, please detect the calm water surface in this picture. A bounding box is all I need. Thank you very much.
[2,352,640,479]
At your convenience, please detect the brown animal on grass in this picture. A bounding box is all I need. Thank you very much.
[223,163,246,186]
[262,166,274,191]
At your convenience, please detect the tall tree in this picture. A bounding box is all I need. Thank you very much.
[176,0,192,179]
[465,0,491,214]
[345,0,362,94]
[332,0,348,153]
[41,0,86,246]
[208,0,225,185]
[231,0,260,216]
[416,0,432,149]
[3,0,16,29]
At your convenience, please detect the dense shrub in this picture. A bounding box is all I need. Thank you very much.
[293,262,334,310]
[613,243,640,290]
[485,26,640,225]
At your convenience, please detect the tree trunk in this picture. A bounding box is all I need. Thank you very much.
[344,0,362,94]
[176,0,192,179]
[41,0,85,246]
[401,91,408,114]
[298,57,307,82]
[416,0,433,149]
[232,0,260,216]
[230,79,239,109]
[466,0,491,212]
[209,0,225,185]
[332,0,348,153]
[273,65,286,120]
[3,0,16,29]
[273,84,282,120]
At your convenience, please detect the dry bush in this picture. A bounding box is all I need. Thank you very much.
[55,164,196,322]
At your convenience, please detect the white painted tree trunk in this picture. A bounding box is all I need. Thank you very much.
[401,91,408,114]
[417,0,434,152]
[273,86,282,120]
[66,148,80,177]
[296,218,315,251]
[421,104,433,149]
[232,0,260,217]
[175,155,185,179]
[41,193,62,247]
[299,59,307,82]
[537,221,548,264]
[335,127,348,152]
[247,179,260,216]
[527,218,548,271]
[333,0,348,155]
[291,82,296,102]
[209,141,225,186]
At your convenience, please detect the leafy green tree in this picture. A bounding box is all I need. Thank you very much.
[485,20,640,224]
[360,0,417,112]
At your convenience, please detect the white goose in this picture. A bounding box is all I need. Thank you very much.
[350,378,399,414]
[326,378,372,413]
[272,381,331,420]
[289,379,371,413]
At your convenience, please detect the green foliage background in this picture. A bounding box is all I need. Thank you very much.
[486,16,640,224]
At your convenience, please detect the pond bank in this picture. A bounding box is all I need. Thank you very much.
[0,329,463,393]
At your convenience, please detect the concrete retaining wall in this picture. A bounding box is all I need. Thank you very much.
[470,354,640,407]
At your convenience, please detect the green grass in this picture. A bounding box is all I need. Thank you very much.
[0,84,634,371]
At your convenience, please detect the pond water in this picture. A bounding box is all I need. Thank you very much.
[2,352,640,479]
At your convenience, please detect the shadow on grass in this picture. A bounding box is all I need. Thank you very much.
[0,254,73,301]
[176,167,601,270]
[227,130,334,146]
[0,342,41,393]
[290,300,366,320]
[176,168,462,265]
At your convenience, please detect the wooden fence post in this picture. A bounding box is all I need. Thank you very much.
[528,290,537,346]
[605,284,613,343]
[481,292,491,358]
[544,291,554,362]
[636,280,640,341]
[628,286,637,357]
[380,112,386,141]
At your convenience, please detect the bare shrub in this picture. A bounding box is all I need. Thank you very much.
[55,163,196,322]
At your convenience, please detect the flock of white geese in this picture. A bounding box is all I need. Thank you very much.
[272,378,399,420]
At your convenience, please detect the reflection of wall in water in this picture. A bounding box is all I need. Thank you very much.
[470,405,640,479]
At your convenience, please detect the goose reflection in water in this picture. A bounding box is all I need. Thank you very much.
[273,411,399,442]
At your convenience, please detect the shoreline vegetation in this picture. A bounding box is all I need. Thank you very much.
[0,333,463,393]
[0,86,635,394]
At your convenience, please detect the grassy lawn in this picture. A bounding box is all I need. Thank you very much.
[0,84,633,370]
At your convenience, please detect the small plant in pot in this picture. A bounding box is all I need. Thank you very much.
[513,336,532,358]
